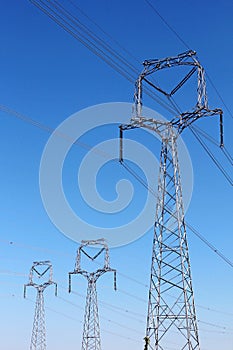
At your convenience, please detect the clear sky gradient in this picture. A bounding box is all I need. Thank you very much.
[0,1,233,350]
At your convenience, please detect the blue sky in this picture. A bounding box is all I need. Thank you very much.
[0,0,233,349]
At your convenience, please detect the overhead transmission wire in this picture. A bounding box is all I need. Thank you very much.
[50,0,180,114]
[26,287,233,337]
[189,126,233,186]
[58,293,233,335]
[29,0,177,115]
[1,64,232,305]
[2,0,231,298]
[60,267,233,329]
[143,0,233,181]
[5,239,233,319]
[191,124,233,167]
[25,297,140,343]
[66,0,142,66]
[163,71,233,173]
[1,278,232,336]
[1,102,233,269]
[30,298,198,350]
[61,267,233,335]
[3,278,233,335]
[168,94,233,185]
[1,259,233,333]
[30,0,232,182]
[93,0,232,180]
[164,78,232,184]
[144,0,233,147]
[2,247,233,333]
[3,261,233,320]
[121,157,233,267]
[57,295,142,334]
[33,0,233,169]
[30,0,136,81]
[2,273,233,338]
[144,0,233,122]
[205,72,233,121]
[24,279,233,337]
[144,0,190,50]
[59,0,232,174]
[191,123,233,167]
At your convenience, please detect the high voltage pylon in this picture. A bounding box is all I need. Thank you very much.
[120,50,223,350]
[24,261,57,350]
[69,239,117,350]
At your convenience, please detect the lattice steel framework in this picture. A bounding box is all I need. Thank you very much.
[24,261,57,350]
[120,50,223,350]
[69,239,116,350]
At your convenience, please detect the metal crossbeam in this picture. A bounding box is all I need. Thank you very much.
[133,50,222,133]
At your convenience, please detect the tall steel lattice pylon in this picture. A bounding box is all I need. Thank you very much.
[24,261,57,350]
[69,239,117,350]
[120,50,223,350]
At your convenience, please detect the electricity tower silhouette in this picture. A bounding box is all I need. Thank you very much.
[24,261,57,350]
[120,50,223,350]
[69,239,117,350]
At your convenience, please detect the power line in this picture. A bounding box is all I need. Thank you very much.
[144,0,190,50]
[205,72,233,121]
[190,126,233,166]
[29,0,233,184]
[29,0,136,82]
[2,3,233,344]
[67,0,142,66]
[36,284,233,337]
[6,281,233,336]
[58,296,142,334]
[185,222,233,268]
[29,0,179,114]
[61,293,233,336]
[168,94,232,185]
[120,159,233,267]
[25,297,140,343]
[168,97,232,186]
[143,0,233,121]
[32,289,233,337]
[4,98,229,189]
[2,268,233,333]
[3,266,233,322]
[189,126,233,186]
[1,103,232,269]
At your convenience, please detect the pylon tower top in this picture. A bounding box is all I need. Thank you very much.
[24,260,57,295]
[121,50,223,145]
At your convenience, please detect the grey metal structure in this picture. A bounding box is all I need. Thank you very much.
[24,261,57,350]
[69,239,116,350]
[120,50,223,350]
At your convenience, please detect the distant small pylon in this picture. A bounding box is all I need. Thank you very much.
[24,261,57,350]
[69,239,116,350]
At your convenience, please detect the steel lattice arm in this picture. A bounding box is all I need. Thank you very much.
[68,239,116,293]
[133,50,223,138]
[142,50,197,76]
[24,261,57,298]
